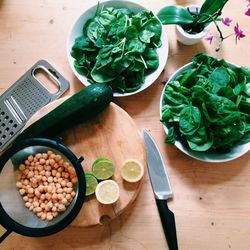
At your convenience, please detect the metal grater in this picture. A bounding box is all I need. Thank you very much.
[0,60,70,151]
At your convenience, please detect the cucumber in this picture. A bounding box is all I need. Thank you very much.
[16,83,113,140]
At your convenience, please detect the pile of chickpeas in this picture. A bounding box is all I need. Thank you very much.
[15,150,78,221]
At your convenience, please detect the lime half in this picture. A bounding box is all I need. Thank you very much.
[92,158,115,180]
[85,173,98,196]
[121,159,144,183]
[95,180,120,204]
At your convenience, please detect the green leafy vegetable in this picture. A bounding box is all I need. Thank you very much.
[71,5,162,93]
[161,53,250,152]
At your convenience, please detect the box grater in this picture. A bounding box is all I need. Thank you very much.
[0,60,70,151]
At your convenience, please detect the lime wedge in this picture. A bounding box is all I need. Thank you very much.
[95,180,120,204]
[121,159,144,183]
[92,158,115,180]
[85,173,98,196]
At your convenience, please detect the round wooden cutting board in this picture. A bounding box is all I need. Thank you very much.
[26,98,146,227]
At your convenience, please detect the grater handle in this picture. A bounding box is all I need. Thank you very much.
[31,60,70,101]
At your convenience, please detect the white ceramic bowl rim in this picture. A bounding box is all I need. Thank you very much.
[160,62,250,163]
[67,0,169,97]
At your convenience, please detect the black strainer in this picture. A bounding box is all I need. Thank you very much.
[0,138,86,242]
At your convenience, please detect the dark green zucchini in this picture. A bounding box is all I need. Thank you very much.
[16,83,113,140]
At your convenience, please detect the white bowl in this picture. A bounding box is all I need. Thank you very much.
[160,63,250,162]
[67,0,168,97]
[175,5,211,45]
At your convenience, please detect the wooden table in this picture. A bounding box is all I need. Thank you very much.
[1,0,249,249]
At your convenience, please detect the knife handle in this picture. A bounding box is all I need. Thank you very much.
[156,199,178,250]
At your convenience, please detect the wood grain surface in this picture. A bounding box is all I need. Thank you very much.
[1,0,250,250]
[26,99,146,227]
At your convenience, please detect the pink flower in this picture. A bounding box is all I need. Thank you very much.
[205,34,214,44]
[245,8,250,16]
[222,17,232,26]
[234,23,246,43]
[247,0,250,7]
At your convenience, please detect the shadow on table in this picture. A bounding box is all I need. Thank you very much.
[22,196,140,248]
[161,125,249,185]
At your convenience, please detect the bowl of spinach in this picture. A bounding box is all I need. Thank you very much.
[160,53,250,162]
[67,0,168,97]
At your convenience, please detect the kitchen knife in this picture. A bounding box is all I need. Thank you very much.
[143,130,178,250]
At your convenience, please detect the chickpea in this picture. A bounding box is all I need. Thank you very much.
[55,155,62,162]
[40,194,46,201]
[66,182,73,188]
[33,201,39,207]
[45,193,51,200]
[37,212,43,217]
[57,193,63,200]
[19,189,26,196]
[25,160,30,166]
[37,165,43,171]
[58,204,66,212]
[46,213,53,221]
[66,187,73,194]
[23,196,29,202]
[61,180,66,187]
[52,212,58,217]
[71,177,78,184]
[52,169,57,176]
[25,202,31,208]
[35,153,42,159]
[42,176,47,182]
[23,169,29,176]
[35,190,41,197]
[40,203,45,209]
[19,164,26,171]
[63,162,70,169]
[16,181,22,188]
[45,171,51,177]
[45,165,51,171]
[47,185,53,193]
[57,188,63,194]
[49,154,56,159]
[40,170,45,176]
[49,159,55,166]
[52,206,57,212]
[42,153,48,160]
[47,150,53,156]
[55,172,61,178]
[61,198,68,205]
[53,163,59,169]
[51,193,58,200]
[41,213,46,220]
[47,201,53,209]
[28,193,34,198]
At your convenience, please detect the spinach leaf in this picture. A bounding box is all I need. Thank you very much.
[144,48,159,69]
[179,104,201,136]
[71,6,162,93]
[208,67,230,93]
[165,126,177,144]
[161,53,250,152]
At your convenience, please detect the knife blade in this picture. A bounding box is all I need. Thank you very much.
[143,130,178,250]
